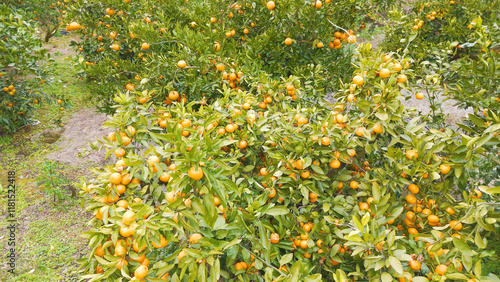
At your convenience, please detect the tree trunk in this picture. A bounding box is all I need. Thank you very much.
[44,24,59,42]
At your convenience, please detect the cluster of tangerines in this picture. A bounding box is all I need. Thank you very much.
[28,0,69,22]
[2,83,17,109]
[216,63,245,90]
[62,0,366,120]
[84,126,169,279]
[71,2,497,279]
[1,79,42,116]
[66,21,81,31]
[0,82,17,96]
[396,177,478,237]
[86,126,137,203]
[69,0,360,64]
[412,7,447,31]
[283,221,348,266]
[85,129,227,279]
[284,29,356,49]
[344,53,409,106]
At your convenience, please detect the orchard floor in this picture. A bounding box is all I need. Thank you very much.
[0,33,107,281]
[0,32,498,281]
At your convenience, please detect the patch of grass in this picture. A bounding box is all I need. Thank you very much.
[9,200,89,281]
[358,25,385,37]
[38,44,94,127]
[0,135,13,146]
[356,26,386,49]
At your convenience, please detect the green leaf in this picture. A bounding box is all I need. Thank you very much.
[290,260,302,282]
[304,274,322,282]
[485,186,500,194]
[408,32,417,43]
[375,112,389,121]
[467,136,480,148]
[280,253,293,266]
[198,261,207,282]
[453,237,474,256]
[457,123,477,134]
[468,114,485,128]
[387,230,395,247]
[243,165,254,172]
[353,215,363,231]
[411,277,430,282]
[474,259,482,277]
[212,259,220,280]
[257,221,269,251]
[372,182,381,201]
[386,206,404,222]
[463,253,472,272]
[475,134,493,148]
[475,231,485,249]
[323,203,331,212]
[265,206,289,216]
[361,212,370,227]
[222,239,241,251]
[310,164,324,174]
[445,273,469,280]
[381,273,392,282]
[388,256,403,275]
[484,123,500,133]
[203,194,218,229]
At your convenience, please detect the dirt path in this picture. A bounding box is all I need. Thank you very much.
[401,89,473,124]
[42,34,111,168]
[46,107,110,168]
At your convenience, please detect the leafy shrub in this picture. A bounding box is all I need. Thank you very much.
[445,21,500,112]
[0,5,48,133]
[79,45,500,281]
[382,0,499,61]
[67,0,370,113]
[36,161,74,205]
[3,0,72,42]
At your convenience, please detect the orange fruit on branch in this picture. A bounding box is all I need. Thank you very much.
[270,233,279,244]
[379,68,390,78]
[266,1,275,10]
[188,166,204,180]
[177,60,187,68]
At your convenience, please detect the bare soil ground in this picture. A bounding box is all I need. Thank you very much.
[46,33,80,58]
[46,107,110,167]
[358,31,386,49]
[401,89,473,124]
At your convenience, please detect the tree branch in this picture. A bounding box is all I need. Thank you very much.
[239,245,287,276]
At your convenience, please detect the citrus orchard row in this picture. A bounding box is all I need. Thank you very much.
[65,0,375,112]
[79,43,500,281]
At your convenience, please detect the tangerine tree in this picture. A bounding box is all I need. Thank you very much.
[66,0,368,112]
[382,0,499,61]
[0,4,49,133]
[4,0,75,42]
[79,44,500,281]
